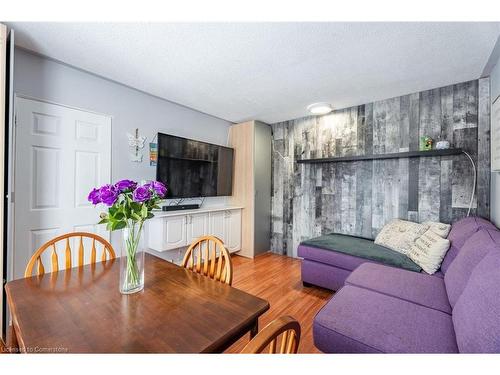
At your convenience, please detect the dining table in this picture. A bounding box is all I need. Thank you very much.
[5,253,270,353]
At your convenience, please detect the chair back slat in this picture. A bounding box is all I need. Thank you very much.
[51,244,59,273]
[220,262,227,282]
[25,232,116,278]
[240,316,301,354]
[65,238,72,269]
[279,331,289,353]
[101,246,108,262]
[91,239,97,264]
[196,243,202,272]
[37,256,44,276]
[215,252,223,281]
[209,242,216,278]
[203,243,209,276]
[286,331,296,353]
[78,236,84,267]
[182,235,233,285]
[268,339,276,353]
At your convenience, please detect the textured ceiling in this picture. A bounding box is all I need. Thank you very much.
[9,22,500,123]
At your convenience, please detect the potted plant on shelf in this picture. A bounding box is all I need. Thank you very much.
[88,180,167,294]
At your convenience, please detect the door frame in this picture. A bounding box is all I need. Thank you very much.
[14,93,114,119]
[0,23,7,343]
[8,94,113,281]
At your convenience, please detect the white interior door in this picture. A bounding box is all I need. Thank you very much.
[13,97,111,279]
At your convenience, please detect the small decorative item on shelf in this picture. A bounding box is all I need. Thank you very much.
[88,179,167,294]
[435,140,451,150]
[419,136,433,151]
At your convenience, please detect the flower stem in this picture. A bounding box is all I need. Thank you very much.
[122,221,143,291]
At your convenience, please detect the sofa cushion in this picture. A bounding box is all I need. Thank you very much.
[298,234,421,272]
[301,259,350,291]
[313,285,458,353]
[345,263,451,314]
[453,250,500,353]
[298,245,370,271]
[374,219,429,255]
[423,221,452,238]
[441,216,496,273]
[407,229,450,274]
[445,229,500,307]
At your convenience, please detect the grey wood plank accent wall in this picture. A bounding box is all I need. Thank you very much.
[271,79,491,257]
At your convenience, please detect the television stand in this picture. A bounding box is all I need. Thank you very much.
[162,204,200,212]
[148,206,243,253]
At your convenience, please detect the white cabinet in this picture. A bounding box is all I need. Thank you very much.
[162,216,187,250]
[209,211,226,241]
[148,207,242,253]
[207,210,242,252]
[225,210,242,252]
[164,216,187,249]
[148,215,187,251]
[186,213,208,243]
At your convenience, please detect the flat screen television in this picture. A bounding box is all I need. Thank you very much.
[156,133,234,198]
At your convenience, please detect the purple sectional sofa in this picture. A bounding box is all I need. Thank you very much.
[302,217,500,353]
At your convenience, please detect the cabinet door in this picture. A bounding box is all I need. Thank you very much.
[186,213,209,244]
[163,215,187,250]
[147,217,166,251]
[209,211,227,243]
[225,210,242,253]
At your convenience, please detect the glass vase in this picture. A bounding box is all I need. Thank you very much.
[120,223,145,294]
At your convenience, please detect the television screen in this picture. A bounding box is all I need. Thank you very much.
[156,133,234,198]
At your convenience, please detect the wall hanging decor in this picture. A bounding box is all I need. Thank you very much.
[149,142,158,166]
[149,133,158,166]
[127,128,146,162]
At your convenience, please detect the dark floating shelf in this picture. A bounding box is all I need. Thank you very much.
[296,148,463,164]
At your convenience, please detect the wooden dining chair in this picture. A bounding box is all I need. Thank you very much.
[240,316,301,354]
[181,235,233,285]
[24,232,116,277]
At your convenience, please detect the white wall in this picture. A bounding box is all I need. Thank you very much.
[13,48,233,249]
[13,48,232,185]
[490,57,500,227]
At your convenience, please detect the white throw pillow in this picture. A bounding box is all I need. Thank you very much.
[407,229,451,274]
[422,221,451,238]
[374,219,430,255]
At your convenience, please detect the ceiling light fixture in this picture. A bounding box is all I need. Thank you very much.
[307,102,333,115]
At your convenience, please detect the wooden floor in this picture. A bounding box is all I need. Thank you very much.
[225,252,333,353]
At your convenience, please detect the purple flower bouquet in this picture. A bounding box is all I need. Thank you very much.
[88,180,166,294]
